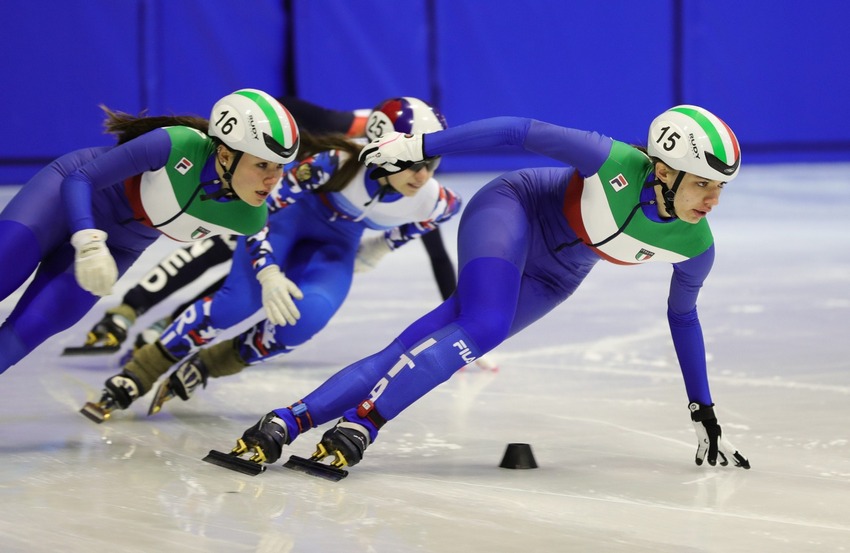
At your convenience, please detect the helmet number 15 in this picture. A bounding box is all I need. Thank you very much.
[215,110,238,135]
[655,125,681,152]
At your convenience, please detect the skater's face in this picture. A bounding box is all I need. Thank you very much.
[655,163,723,224]
[218,148,284,207]
[384,158,440,197]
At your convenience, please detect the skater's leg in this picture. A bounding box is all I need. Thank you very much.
[0,221,43,302]
[76,236,237,352]
[0,242,92,373]
[421,227,456,300]
[122,235,236,317]
[284,180,531,439]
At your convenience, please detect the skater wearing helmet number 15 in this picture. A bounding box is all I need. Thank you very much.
[215,105,750,475]
[0,89,299,376]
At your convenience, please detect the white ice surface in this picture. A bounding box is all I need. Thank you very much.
[1,164,849,553]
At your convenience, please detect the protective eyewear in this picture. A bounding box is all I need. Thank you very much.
[408,157,441,173]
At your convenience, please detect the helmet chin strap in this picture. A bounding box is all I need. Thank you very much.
[659,170,686,219]
[201,149,244,201]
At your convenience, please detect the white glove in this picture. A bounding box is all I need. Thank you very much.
[354,235,393,273]
[358,131,425,178]
[257,265,303,326]
[689,402,750,469]
[71,229,118,296]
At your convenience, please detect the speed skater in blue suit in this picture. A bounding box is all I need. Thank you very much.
[227,105,751,473]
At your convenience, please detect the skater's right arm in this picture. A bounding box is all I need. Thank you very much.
[62,130,171,296]
[360,117,612,178]
[244,226,303,327]
[61,129,172,232]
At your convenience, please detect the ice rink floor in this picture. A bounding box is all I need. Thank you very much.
[1,164,849,552]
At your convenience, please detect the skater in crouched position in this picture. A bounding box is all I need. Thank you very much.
[0,89,299,376]
[73,97,461,356]
[226,105,751,472]
[83,98,464,422]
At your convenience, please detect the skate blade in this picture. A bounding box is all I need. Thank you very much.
[202,450,266,476]
[147,382,175,416]
[283,455,349,481]
[62,345,120,356]
[80,402,110,424]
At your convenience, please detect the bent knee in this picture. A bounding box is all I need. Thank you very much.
[279,293,340,345]
[459,310,513,353]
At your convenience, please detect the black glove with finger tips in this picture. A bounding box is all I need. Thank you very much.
[688,402,750,469]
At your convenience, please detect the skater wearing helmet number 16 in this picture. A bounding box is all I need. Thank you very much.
[212,105,750,476]
[0,89,299,376]
[81,97,467,423]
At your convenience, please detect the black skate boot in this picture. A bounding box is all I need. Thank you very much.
[147,352,209,415]
[203,412,291,476]
[276,418,370,482]
[63,311,132,356]
[313,418,372,468]
[80,372,144,423]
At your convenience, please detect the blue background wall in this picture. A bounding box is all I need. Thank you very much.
[2,0,848,184]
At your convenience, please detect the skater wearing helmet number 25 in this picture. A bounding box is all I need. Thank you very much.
[218,105,751,474]
[0,89,299,375]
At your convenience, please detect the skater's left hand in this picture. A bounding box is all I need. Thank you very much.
[71,229,118,296]
[359,131,425,179]
[257,265,303,326]
[354,235,392,273]
[689,402,750,469]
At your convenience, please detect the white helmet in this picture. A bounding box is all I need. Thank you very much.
[365,97,447,141]
[209,89,300,164]
[647,105,740,182]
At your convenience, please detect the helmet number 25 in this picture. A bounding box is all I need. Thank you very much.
[215,110,239,135]
[367,117,389,139]
[655,125,681,152]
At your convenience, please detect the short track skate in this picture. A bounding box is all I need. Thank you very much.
[62,327,122,356]
[62,343,120,356]
[282,452,349,482]
[147,380,176,416]
[80,396,117,424]
[203,439,268,476]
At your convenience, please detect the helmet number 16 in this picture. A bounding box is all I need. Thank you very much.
[655,125,681,152]
[215,110,239,135]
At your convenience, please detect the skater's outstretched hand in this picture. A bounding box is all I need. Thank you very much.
[358,131,425,179]
[257,265,303,326]
[71,229,118,296]
[689,402,750,469]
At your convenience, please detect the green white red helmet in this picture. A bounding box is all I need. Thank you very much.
[209,89,300,164]
[647,105,740,182]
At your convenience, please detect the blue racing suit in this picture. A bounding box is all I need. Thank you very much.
[156,148,461,368]
[270,117,718,444]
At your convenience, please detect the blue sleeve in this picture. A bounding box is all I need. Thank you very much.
[267,150,339,213]
[423,116,613,176]
[667,245,714,404]
[245,225,275,274]
[61,129,172,232]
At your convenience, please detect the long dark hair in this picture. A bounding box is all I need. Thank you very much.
[101,105,210,145]
[102,107,364,192]
[296,130,365,192]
